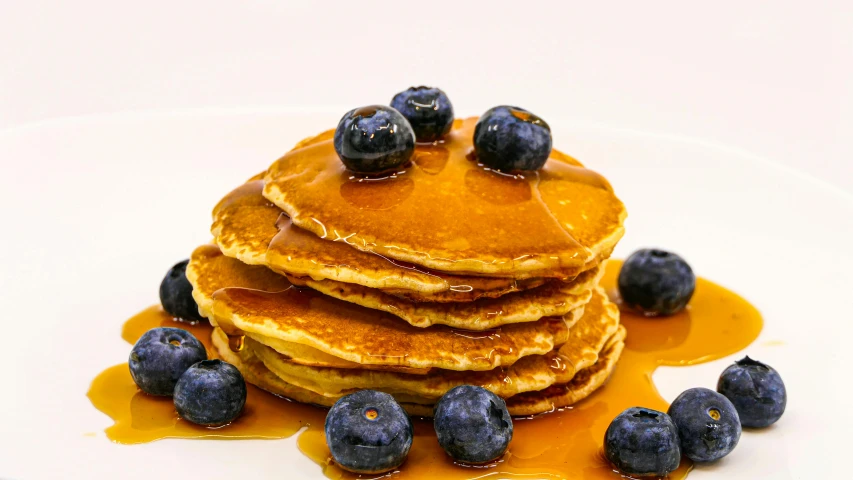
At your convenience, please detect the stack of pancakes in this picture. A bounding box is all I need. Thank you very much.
[186,118,627,416]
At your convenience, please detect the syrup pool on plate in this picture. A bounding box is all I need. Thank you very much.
[88,260,762,478]
[88,306,327,444]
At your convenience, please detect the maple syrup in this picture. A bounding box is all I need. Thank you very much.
[88,260,762,478]
[89,306,326,444]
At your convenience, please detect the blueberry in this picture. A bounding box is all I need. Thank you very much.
[433,385,513,464]
[617,249,696,316]
[472,106,552,172]
[159,259,204,321]
[325,390,412,474]
[668,387,741,462]
[717,356,786,428]
[173,359,246,426]
[333,105,416,175]
[128,327,207,396]
[390,86,454,142]
[604,407,681,476]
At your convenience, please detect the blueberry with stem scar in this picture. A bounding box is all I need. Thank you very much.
[390,86,454,142]
[433,385,513,464]
[325,390,413,474]
[618,249,696,316]
[668,387,741,462]
[333,105,416,175]
[473,106,552,172]
[604,407,681,476]
[718,356,786,428]
[128,327,206,396]
[173,359,246,426]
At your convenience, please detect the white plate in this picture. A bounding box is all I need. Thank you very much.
[1,111,850,479]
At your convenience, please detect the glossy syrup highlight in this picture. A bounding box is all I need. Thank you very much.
[88,260,762,478]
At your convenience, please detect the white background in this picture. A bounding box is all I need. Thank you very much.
[1,0,852,193]
[1,1,853,479]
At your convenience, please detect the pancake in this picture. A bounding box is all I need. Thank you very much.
[187,244,572,371]
[187,244,292,318]
[213,327,445,416]
[284,265,601,330]
[243,333,433,374]
[506,329,626,416]
[244,297,585,376]
[245,288,620,400]
[263,117,626,277]
[212,179,552,301]
[211,179,279,267]
[212,324,626,417]
[212,323,334,407]
[213,182,601,329]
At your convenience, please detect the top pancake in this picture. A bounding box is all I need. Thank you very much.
[263,118,626,277]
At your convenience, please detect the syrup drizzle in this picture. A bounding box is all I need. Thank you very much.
[88,260,762,478]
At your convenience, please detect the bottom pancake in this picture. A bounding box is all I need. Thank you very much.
[245,332,434,375]
[244,288,618,401]
[211,327,436,414]
[212,325,625,417]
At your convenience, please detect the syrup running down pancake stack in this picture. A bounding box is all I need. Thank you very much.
[186,117,627,416]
